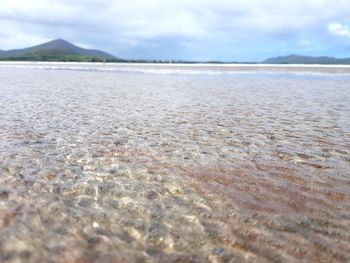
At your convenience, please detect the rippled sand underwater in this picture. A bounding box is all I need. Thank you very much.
[0,63,349,263]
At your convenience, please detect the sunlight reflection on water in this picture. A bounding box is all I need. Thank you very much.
[0,63,349,262]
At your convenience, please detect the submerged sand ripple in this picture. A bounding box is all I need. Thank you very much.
[0,64,349,262]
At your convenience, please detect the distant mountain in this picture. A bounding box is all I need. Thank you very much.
[0,39,124,62]
[264,55,350,65]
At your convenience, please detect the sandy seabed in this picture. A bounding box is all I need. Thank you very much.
[0,63,349,262]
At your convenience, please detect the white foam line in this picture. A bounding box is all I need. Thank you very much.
[1,61,350,68]
[1,62,350,77]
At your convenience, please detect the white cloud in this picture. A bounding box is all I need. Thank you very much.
[0,20,50,49]
[328,23,350,38]
[0,0,350,59]
[2,0,350,40]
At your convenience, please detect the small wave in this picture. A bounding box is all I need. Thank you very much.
[1,62,350,79]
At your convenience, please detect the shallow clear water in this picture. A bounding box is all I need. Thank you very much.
[0,63,349,262]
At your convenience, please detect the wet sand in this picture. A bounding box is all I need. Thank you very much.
[0,63,349,262]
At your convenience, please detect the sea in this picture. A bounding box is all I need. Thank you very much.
[0,62,349,262]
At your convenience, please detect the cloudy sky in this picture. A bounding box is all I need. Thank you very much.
[0,0,350,61]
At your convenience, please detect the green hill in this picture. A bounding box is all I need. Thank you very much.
[0,39,124,62]
[264,55,350,65]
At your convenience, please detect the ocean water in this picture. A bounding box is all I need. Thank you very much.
[0,62,349,262]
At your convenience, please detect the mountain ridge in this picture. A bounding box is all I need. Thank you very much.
[264,54,350,65]
[0,39,123,62]
[1,40,350,64]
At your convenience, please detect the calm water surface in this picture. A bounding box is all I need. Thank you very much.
[0,63,350,262]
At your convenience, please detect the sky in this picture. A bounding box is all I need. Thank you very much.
[0,0,350,62]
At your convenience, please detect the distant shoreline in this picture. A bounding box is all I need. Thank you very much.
[1,61,350,67]
[1,61,350,74]
[2,39,349,66]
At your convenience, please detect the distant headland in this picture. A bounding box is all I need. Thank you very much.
[0,39,123,62]
[1,39,350,64]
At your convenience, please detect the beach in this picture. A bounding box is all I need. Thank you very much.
[0,63,349,262]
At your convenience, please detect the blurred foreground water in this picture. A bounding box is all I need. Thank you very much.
[0,63,349,262]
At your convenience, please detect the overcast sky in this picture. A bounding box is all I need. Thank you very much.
[0,0,350,61]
